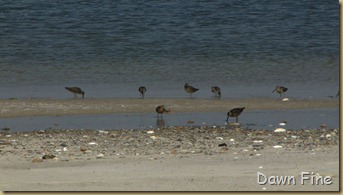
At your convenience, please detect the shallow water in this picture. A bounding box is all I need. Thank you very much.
[1,108,338,132]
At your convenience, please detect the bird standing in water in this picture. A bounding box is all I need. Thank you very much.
[138,86,147,99]
[156,105,170,118]
[226,107,245,123]
[65,87,85,99]
[184,83,199,98]
[272,86,288,97]
[211,86,221,98]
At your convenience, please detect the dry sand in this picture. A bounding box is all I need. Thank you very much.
[0,97,338,117]
[0,126,339,191]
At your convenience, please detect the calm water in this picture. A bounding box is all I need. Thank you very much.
[0,1,339,99]
[0,108,338,132]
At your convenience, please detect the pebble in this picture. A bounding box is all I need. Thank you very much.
[230,139,235,142]
[88,142,98,145]
[218,143,227,147]
[42,154,56,159]
[32,158,43,163]
[216,137,223,140]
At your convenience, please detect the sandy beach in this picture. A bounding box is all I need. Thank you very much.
[0,126,339,191]
[0,97,339,191]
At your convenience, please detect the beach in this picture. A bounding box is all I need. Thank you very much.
[0,97,340,191]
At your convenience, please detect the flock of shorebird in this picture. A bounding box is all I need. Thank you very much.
[65,84,289,124]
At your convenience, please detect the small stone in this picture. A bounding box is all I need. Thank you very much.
[96,153,105,159]
[218,143,227,147]
[32,158,43,163]
[80,147,87,152]
[42,154,56,159]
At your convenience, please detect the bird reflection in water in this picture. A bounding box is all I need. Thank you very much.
[156,118,165,128]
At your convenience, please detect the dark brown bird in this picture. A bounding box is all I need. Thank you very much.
[226,107,245,123]
[211,86,221,98]
[156,105,170,118]
[184,83,199,98]
[272,86,288,97]
[138,86,147,99]
[65,87,85,99]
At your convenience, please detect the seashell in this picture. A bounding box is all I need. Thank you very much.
[253,140,263,143]
[279,122,286,126]
[273,145,283,149]
[256,154,262,156]
[55,149,62,152]
[147,130,154,134]
[88,142,98,145]
[150,136,157,140]
[282,98,289,101]
[98,130,108,134]
[291,135,298,139]
[5,135,11,138]
[216,137,223,140]
[230,139,235,142]
[259,166,263,169]
[274,128,286,133]
[96,153,105,159]
[326,134,332,140]
[62,147,69,152]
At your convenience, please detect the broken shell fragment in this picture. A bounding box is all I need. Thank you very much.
[274,128,286,133]
[273,145,283,149]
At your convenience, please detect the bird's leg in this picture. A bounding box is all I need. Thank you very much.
[236,117,238,123]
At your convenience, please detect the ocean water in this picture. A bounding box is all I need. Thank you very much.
[0,1,339,99]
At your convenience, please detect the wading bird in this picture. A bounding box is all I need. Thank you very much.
[272,86,288,97]
[226,107,245,123]
[184,83,199,98]
[65,87,85,99]
[156,105,170,118]
[211,86,221,98]
[138,86,147,99]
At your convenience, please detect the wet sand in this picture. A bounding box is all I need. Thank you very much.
[0,127,339,191]
[0,97,338,118]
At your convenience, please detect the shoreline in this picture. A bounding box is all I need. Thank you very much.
[0,97,338,118]
[0,127,339,191]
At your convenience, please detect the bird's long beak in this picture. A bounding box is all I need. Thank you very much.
[272,89,276,93]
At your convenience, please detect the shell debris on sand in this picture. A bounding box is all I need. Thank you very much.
[274,128,286,133]
[273,145,283,149]
[282,98,289,101]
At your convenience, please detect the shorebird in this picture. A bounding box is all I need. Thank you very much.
[138,86,147,99]
[272,86,288,97]
[211,86,221,98]
[65,87,85,99]
[184,83,199,98]
[226,107,245,123]
[156,105,170,118]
